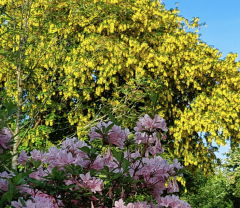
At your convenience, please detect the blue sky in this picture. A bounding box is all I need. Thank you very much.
[162,0,240,162]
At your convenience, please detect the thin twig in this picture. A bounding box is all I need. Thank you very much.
[3,163,11,172]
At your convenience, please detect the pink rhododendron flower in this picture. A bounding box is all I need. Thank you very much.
[167,179,173,193]
[0,171,15,178]
[114,199,152,208]
[121,187,125,198]
[140,156,170,180]
[145,148,149,157]
[158,195,191,208]
[91,154,104,170]
[147,138,164,156]
[42,146,61,163]
[0,171,15,192]
[87,177,104,194]
[89,121,126,149]
[80,172,91,183]
[134,132,156,144]
[18,150,29,165]
[61,137,90,157]
[172,178,179,192]
[134,114,168,133]
[141,163,155,181]
[114,198,126,208]
[131,201,151,208]
[11,196,60,208]
[108,125,126,149]
[17,183,35,196]
[30,149,46,162]
[29,167,47,180]
[43,147,87,171]
[89,121,113,140]
[0,178,9,191]
[123,128,132,138]
[169,159,183,175]
[0,127,12,153]
[80,172,104,194]
[103,147,113,165]
[148,179,167,202]
[126,203,135,208]
[46,151,74,170]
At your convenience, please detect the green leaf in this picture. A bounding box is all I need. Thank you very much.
[149,91,160,106]
[148,112,154,119]
[83,192,92,196]
[122,158,130,172]
[1,192,13,203]
[7,180,13,193]
[50,190,56,195]
[105,122,115,133]
[32,160,42,169]
[101,166,110,174]
[14,173,23,185]
[111,149,124,163]
[108,111,117,124]
[52,166,59,176]
[90,147,96,154]
[94,129,103,135]
[90,169,97,176]
[102,125,106,133]
[16,178,24,186]
[79,146,91,154]
[19,198,27,207]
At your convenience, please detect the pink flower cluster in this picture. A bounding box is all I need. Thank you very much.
[11,196,60,208]
[89,121,128,149]
[134,114,168,133]
[0,114,192,208]
[0,171,62,207]
[0,127,12,153]
[114,196,191,208]
[0,171,15,192]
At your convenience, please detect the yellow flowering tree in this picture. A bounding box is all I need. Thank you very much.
[0,0,239,178]
[0,0,133,169]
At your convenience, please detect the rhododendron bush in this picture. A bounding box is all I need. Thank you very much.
[0,114,191,208]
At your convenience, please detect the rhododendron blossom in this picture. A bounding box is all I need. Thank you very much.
[11,196,61,208]
[18,150,29,165]
[30,149,46,162]
[114,198,152,208]
[0,114,192,208]
[89,121,130,149]
[80,172,104,194]
[158,195,192,208]
[0,171,15,192]
[134,114,168,133]
[0,127,12,153]
[0,178,9,192]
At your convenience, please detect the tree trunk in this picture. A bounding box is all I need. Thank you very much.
[12,66,23,170]
[11,0,30,170]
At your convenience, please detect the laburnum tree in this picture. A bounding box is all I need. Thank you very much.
[0,0,240,180]
[0,0,132,170]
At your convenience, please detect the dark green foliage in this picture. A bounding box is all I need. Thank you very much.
[187,170,234,208]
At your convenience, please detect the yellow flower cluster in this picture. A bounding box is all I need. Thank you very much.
[0,0,239,178]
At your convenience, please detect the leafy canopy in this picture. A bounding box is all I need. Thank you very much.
[0,0,239,177]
